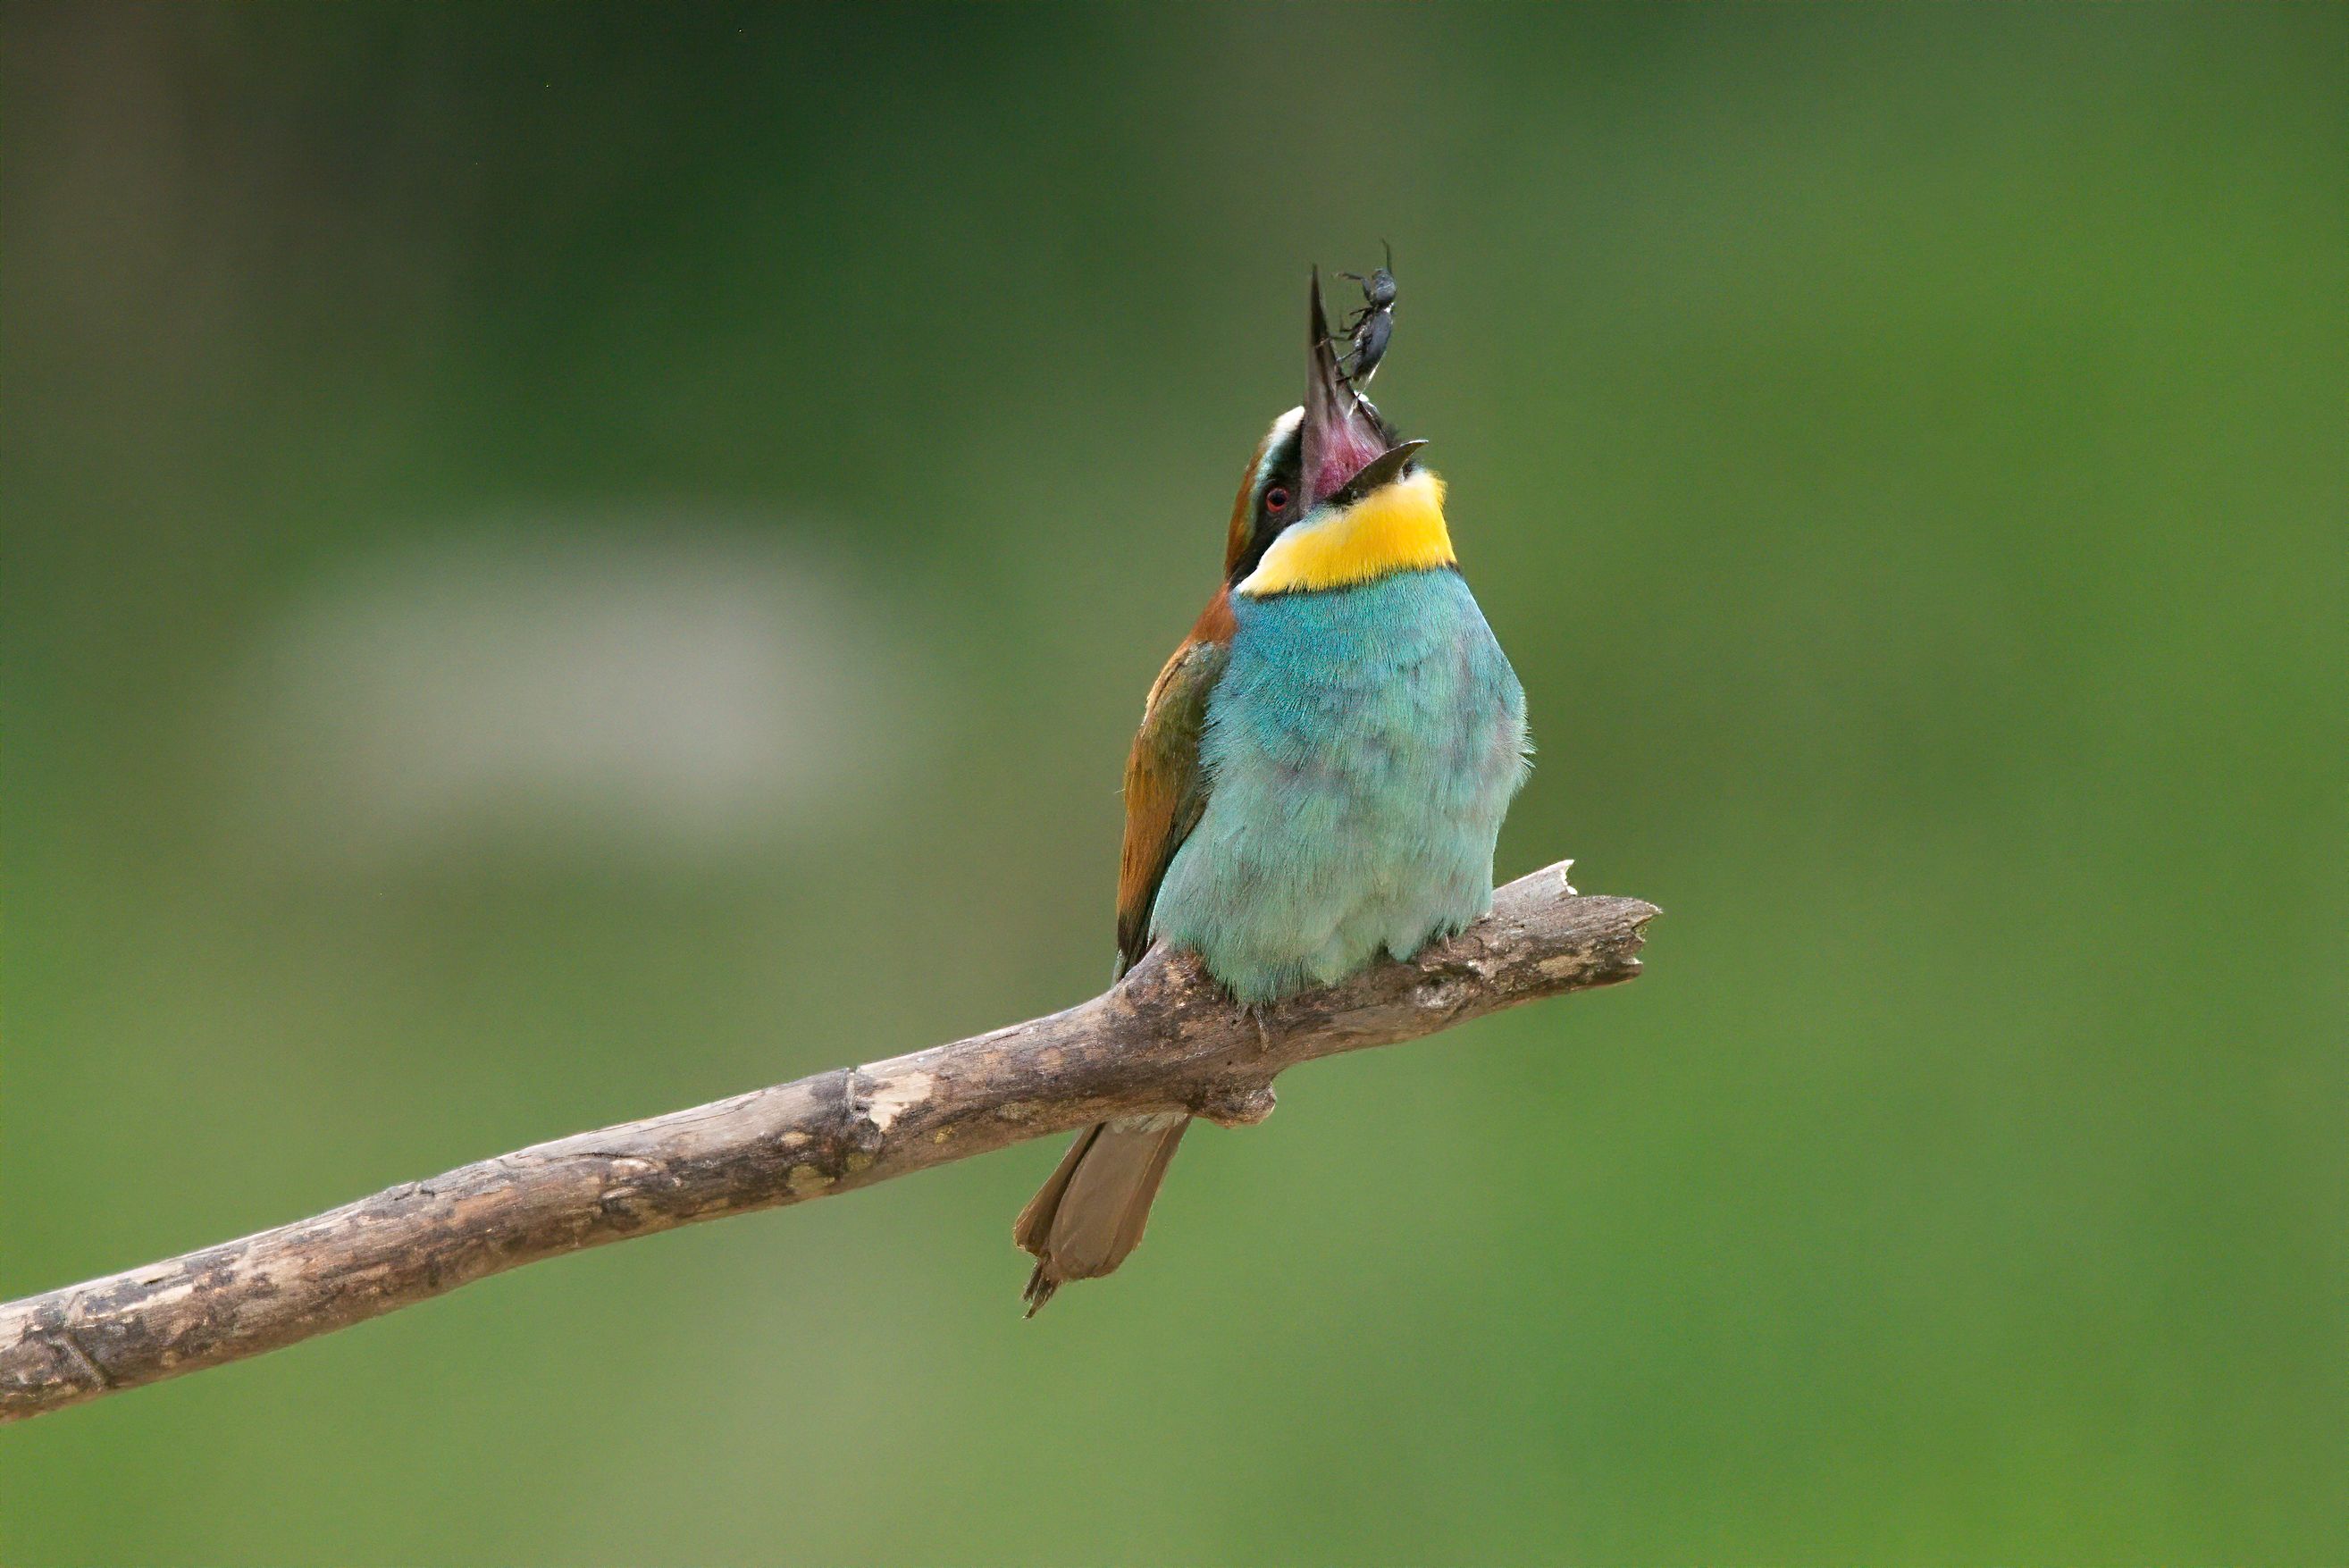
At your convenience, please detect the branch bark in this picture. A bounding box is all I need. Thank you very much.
[0,862,1654,1421]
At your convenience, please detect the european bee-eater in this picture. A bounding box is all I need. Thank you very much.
[1014,271,1530,1312]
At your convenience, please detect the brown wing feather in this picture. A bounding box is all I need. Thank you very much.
[1113,590,1235,974]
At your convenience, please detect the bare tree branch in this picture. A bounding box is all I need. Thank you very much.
[0,863,1655,1421]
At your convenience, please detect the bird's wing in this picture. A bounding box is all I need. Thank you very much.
[1114,607,1233,975]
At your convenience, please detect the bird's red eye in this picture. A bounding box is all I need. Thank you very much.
[1264,487,1290,514]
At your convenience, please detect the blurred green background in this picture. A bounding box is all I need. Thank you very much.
[4,4,2342,1563]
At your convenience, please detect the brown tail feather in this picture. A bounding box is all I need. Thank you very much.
[1013,1113,1191,1315]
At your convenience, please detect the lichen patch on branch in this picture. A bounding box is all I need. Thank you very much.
[858,1069,935,1133]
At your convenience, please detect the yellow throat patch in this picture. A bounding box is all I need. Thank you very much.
[1237,469,1456,596]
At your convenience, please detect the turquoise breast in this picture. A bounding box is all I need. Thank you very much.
[1152,567,1531,1002]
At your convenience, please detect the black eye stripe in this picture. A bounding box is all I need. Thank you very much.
[1228,429,1305,586]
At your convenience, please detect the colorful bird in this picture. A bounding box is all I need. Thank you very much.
[1014,270,1531,1312]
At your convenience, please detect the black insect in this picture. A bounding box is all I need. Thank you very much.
[1336,243,1397,386]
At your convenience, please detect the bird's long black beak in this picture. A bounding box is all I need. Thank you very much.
[1320,439,1429,513]
[1302,268,1413,509]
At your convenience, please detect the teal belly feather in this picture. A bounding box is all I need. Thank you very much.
[1151,567,1530,1002]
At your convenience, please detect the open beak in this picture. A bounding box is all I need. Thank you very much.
[1302,268,1415,508]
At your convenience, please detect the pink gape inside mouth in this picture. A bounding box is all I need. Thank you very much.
[1309,418,1389,507]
